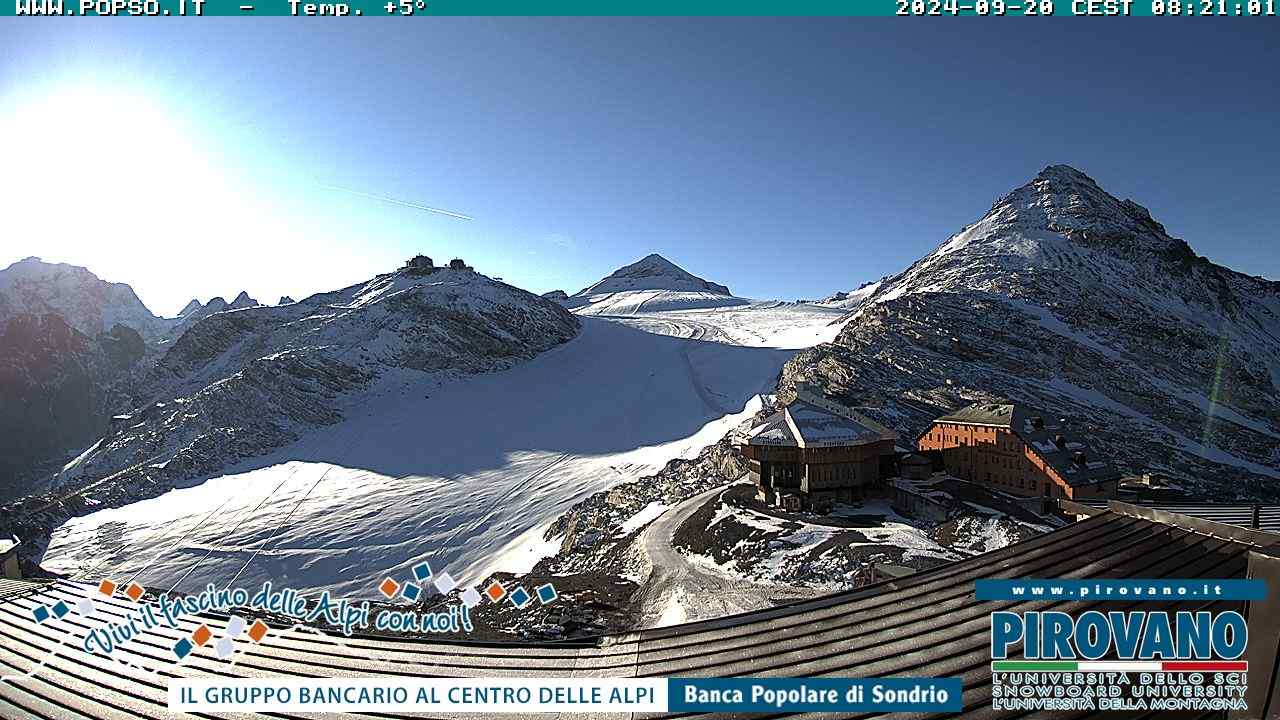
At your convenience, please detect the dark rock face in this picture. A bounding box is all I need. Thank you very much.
[782,165,1280,500]
[0,314,144,499]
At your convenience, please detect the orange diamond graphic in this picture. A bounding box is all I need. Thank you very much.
[124,583,145,602]
[377,578,400,599]
[191,624,213,647]
[98,579,117,598]
[247,619,269,643]
[485,581,506,602]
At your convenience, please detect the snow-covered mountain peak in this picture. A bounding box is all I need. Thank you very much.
[862,165,1232,316]
[981,164,1183,258]
[578,253,732,296]
[565,253,745,314]
[0,256,168,340]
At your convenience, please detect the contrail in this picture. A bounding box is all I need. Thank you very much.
[322,184,474,221]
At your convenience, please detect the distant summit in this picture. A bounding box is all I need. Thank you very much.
[279,296,296,306]
[0,256,168,340]
[166,291,261,340]
[229,291,259,310]
[566,253,746,314]
[577,253,732,296]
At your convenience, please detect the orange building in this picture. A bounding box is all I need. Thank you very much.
[917,403,1119,501]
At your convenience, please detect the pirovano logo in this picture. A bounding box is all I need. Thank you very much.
[980,579,1260,713]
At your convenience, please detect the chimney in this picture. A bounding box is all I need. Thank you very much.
[1054,434,1067,449]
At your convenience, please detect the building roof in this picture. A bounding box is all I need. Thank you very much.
[931,401,1121,488]
[0,503,1273,718]
[934,402,1022,427]
[1067,499,1280,534]
[785,399,888,447]
[742,410,796,446]
[742,388,897,449]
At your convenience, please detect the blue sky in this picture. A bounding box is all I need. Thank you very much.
[1,20,1276,315]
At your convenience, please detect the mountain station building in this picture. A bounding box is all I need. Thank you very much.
[736,388,898,512]
[917,402,1120,502]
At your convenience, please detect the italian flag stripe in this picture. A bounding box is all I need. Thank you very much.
[992,660,1247,672]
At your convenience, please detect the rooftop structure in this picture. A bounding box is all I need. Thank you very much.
[737,387,897,511]
[404,255,435,273]
[1,502,1277,717]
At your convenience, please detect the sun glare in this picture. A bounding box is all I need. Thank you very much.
[0,87,314,315]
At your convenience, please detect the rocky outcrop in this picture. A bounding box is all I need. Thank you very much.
[0,314,145,498]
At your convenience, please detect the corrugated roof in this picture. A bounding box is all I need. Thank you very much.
[0,505,1271,719]
[1071,499,1280,534]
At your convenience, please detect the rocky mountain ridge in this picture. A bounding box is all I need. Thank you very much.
[782,164,1280,499]
[47,267,580,495]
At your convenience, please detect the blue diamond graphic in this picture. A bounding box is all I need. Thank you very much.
[173,638,193,660]
[536,583,557,604]
[510,587,531,609]
[402,582,422,602]
[412,562,432,582]
[32,606,50,623]
[52,600,70,619]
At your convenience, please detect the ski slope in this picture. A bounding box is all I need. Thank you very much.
[41,302,845,599]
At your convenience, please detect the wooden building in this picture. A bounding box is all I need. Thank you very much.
[917,402,1120,502]
[736,388,898,512]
